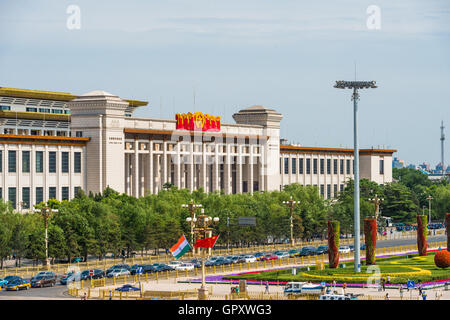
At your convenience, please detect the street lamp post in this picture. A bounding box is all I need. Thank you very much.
[427,195,433,224]
[35,206,58,267]
[335,80,377,273]
[282,196,300,246]
[186,208,219,300]
[182,199,202,249]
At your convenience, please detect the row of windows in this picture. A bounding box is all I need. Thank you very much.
[25,107,70,114]
[319,184,345,198]
[283,157,354,175]
[0,150,81,174]
[0,186,81,209]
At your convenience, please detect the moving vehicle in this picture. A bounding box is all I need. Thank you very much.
[288,249,300,257]
[275,252,290,259]
[60,272,79,285]
[0,278,8,288]
[5,278,31,291]
[30,275,56,288]
[106,264,130,274]
[284,282,324,295]
[188,259,202,268]
[253,252,265,260]
[167,261,183,269]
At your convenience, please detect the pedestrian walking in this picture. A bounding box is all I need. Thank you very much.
[342,283,347,294]
[386,275,390,284]
[381,278,386,291]
[82,292,87,300]
[265,281,269,294]
[399,286,404,299]
[422,291,427,301]
[385,293,390,300]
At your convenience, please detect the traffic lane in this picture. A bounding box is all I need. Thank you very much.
[375,235,446,249]
[0,284,70,300]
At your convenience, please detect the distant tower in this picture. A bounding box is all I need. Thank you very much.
[441,121,445,177]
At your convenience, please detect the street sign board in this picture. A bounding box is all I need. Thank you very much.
[238,217,256,226]
[89,269,94,276]
[407,280,415,289]
[136,267,143,274]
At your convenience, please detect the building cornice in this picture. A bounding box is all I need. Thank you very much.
[0,134,90,146]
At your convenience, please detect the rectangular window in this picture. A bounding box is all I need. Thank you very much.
[353,160,355,174]
[327,159,331,174]
[8,187,16,209]
[306,159,311,174]
[334,159,338,174]
[22,187,30,209]
[75,131,83,137]
[49,187,57,200]
[0,187,2,199]
[49,151,56,173]
[346,159,351,174]
[74,187,81,197]
[292,158,297,174]
[38,108,51,113]
[1,106,11,111]
[22,151,30,173]
[36,187,43,205]
[299,158,304,174]
[26,107,38,112]
[340,184,344,192]
[36,151,43,173]
[320,159,324,174]
[62,187,69,201]
[320,184,324,196]
[284,158,289,174]
[313,159,318,174]
[340,159,344,174]
[380,159,384,174]
[0,150,2,172]
[8,150,16,173]
[327,184,331,199]
[74,152,81,173]
[61,152,69,173]
[334,184,338,197]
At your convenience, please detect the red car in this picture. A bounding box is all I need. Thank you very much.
[260,253,278,261]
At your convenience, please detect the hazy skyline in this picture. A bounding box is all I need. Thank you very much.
[0,0,449,166]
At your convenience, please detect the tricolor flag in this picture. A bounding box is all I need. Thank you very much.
[169,235,191,259]
[194,235,220,249]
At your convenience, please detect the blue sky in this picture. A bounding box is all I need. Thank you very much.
[0,0,449,166]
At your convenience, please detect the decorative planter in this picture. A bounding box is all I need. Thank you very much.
[417,215,428,256]
[434,250,450,269]
[446,213,450,252]
[364,218,377,265]
[327,220,340,268]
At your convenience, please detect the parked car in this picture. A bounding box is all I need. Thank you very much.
[260,253,278,261]
[31,275,56,288]
[253,252,265,260]
[152,264,173,272]
[211,258,233,266]
[188,259,202,268]
[275,252,290,259]
[35,271,56,278]
[80,269,105,280]
[2,275,21,285]
[168,261,184,269]
[107,268,131,278]
[339,246,351,254]
[5,278,31,291]
[316,245,329,255]
[288,249,300,257]
[106,264,130,274]
[0,278,8,288]
[175,263,195,271]
[242,255,257,263]
[71,257,83,263]
[299,247,317,256]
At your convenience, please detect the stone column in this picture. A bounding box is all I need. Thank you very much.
[134,140,139,197]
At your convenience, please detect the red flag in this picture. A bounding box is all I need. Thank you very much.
[194,235,220,249]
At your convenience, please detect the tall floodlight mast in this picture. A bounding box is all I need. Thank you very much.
[441,121,445,178]
[334,80,377,273]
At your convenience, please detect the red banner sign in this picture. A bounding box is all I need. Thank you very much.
[175,112,221,132]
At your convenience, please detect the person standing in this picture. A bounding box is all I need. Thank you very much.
[265,281,269,294]
[399,286,404,299]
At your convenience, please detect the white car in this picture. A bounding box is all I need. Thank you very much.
[339,246,351,254]
[242,255,257,263]
[108,269,130,278]
[168,261,184,269]
[175,263,195,271]
[276,252,290,259]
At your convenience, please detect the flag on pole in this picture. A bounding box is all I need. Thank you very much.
[169,235,191,259]
[194,235,220,249]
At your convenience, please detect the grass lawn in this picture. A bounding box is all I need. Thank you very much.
[223,252,450,284]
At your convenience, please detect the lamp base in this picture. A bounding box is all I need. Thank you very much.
[198,287,209,300]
